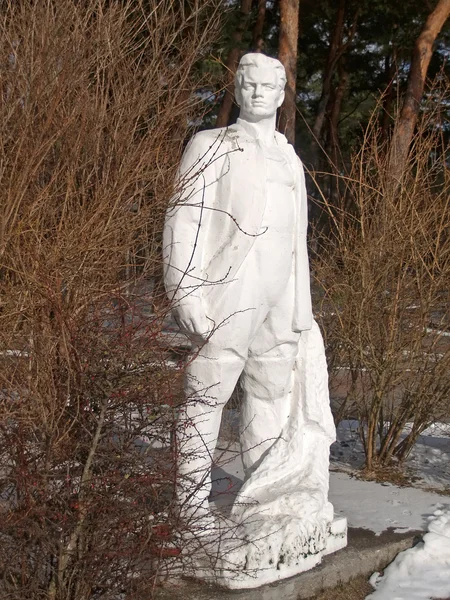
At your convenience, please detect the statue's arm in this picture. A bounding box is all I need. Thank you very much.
[163,131,222,340]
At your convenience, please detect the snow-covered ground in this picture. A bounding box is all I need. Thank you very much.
[366,509,450,600]
[329,421,450,599]
[330,472,448,535]
[329,420,450,535]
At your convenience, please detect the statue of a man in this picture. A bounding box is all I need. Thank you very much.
[163,53,345,587]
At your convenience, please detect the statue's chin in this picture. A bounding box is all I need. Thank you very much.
[239,109,275,122]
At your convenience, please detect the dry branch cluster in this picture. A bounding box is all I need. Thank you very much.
[312,91,450,472]
[0,1,220,598]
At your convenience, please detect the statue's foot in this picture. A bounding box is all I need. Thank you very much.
[176,512,347,589]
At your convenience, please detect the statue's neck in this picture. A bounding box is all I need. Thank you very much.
[237,113,277,146]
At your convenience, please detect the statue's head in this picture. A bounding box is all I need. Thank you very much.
[234,53,286,122]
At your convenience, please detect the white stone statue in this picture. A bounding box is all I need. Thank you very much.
[163,53,346,588]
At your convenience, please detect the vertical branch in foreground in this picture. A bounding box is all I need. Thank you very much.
[216,0,252,127]
[278,0,300,145]
[48,398,108,600]
[388,0,450,182]
[380,51,397,141]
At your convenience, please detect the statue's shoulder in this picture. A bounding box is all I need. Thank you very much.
[188,127,230,149]
[180,128,232,173]
[183,127,242,165]
[182,128,230,163]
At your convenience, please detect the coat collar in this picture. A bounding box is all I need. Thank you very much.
[231,118,289,147]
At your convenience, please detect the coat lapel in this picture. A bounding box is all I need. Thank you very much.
[202,129,267,299]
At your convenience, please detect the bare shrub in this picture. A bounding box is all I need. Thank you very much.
[312,85,450,473]
[0,1,220,598]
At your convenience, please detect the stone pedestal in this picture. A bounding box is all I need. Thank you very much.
[180,515,347,589]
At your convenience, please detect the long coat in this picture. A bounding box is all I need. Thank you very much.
[163,122,313,333]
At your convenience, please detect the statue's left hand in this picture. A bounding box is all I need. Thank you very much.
[173,299,211,345]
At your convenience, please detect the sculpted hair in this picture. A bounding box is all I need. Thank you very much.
[235,53,287,92]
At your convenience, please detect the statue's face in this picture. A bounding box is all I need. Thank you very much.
[235,66,285,122]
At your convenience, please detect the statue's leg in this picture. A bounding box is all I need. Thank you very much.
[177,343,245,530]
[176,250,272,528]
[239,283,300,476]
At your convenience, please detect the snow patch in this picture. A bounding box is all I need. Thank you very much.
[329,472,445,535]
[366,508,450,600]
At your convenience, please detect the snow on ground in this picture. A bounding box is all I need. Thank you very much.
[365,509,450,600]
[330,471,447,535]
[331,420,450,493]
[328,421,450,598]
[329,420,450,534]
[406,423,450,491]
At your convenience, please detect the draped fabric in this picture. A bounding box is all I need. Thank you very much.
[231,320,335,525]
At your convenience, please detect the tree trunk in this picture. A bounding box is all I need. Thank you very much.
[388,0,450,182]
[311,0,346,144]
[252,0,266,52]
[216,0,253,128]
[278,0,300,145]
[310,1,358,170]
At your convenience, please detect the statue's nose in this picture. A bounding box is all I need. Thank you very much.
[253,84,263,97]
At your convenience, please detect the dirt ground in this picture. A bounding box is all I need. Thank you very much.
[311,575,373,599]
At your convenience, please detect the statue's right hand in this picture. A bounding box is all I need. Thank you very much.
[173,300,210,344]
